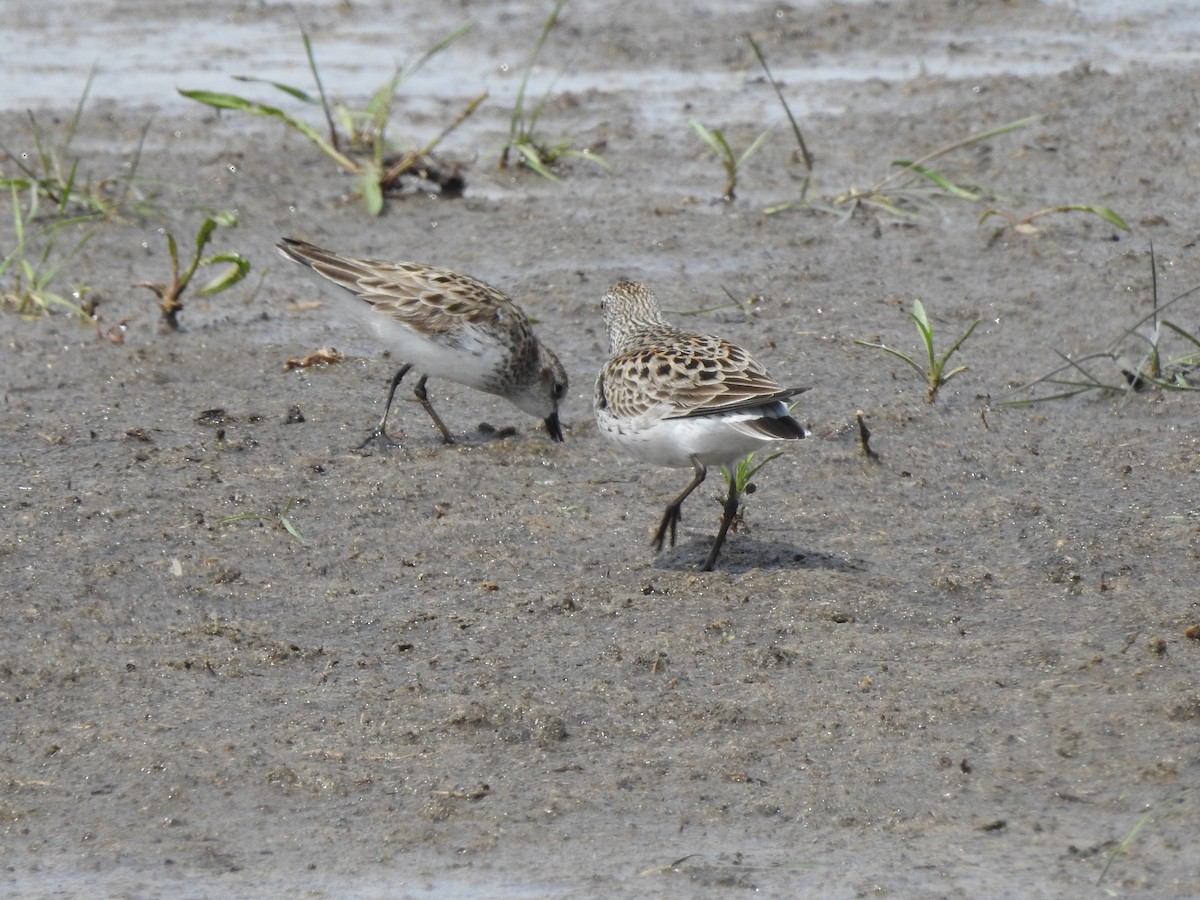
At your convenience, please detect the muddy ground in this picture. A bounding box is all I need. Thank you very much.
[2,1,1199,897]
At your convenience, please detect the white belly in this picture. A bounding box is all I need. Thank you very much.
[597,404,793,468]
[322,288,507,391]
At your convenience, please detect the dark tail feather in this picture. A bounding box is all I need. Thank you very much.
[749,413,806,440]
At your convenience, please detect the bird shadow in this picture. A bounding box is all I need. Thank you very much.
[651,537,865,575]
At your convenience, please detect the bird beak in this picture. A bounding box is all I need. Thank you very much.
[544,411,564,442]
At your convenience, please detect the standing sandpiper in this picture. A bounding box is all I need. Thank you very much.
[594,281,806,570]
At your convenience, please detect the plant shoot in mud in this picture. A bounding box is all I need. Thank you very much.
[745,32,813,204]
[721,451,784,510]
[1003,247,1200,405]
[979,203,1129,239]
[855,299,980,403]
[768,114,1128,231]
[1,183,95,318]
[498,0,609,181]
[134,213,250,330]
[217,498,304,541]
[0,68,153,221]
[179,22,481,215]
[1097,787,1195,888]
[689,119,770,202]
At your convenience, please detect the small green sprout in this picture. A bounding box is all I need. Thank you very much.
[1097,787,1194,888]
[134,213,250,330]
[855,299,981,403]
[1,182,94,317]
[721,451,785,500]
[217,498,303,541]
[700,450,786,572]
[689,118,770,202]
[498,0,609,181]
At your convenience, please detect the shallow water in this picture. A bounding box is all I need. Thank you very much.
[3,0,1196,114]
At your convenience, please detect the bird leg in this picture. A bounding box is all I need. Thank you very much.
[412,375,455,444]
[653,458,707,552]
[358,363,413,449]
[702,473,741,572]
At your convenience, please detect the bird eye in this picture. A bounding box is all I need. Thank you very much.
[553,382,567,400]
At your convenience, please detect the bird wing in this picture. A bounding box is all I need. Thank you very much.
[277,238,524,336]
[598,333,806,420]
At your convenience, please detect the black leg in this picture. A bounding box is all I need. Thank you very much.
[358,363,413,449]
[653,458,707,552]
[412,375,455,444]
[703,474,741,572]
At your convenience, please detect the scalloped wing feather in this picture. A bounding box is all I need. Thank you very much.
[280,239,522,336]
[598,334,800,419]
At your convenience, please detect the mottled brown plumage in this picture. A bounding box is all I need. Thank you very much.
[277,238,567,446]
[594,281,806,570]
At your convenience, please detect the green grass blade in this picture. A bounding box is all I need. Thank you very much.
[295,24,341,153]
[1161,319,1200,351]
[871,115,1040,195]
[512,0,567,136]
[744,32,811,171]
[911,298,930,332]
[940,318,981,361]
[514,142,563,181]
[357,162,385,215]
[177,89,356,170]
[166,231,180,280]
[231,75,321,105]
[1097,789,1194,887]
[62,63,97,156]
[1090,205,1130,230]
[853,339,926,378]
[404,18,474,80]
[1046,203,1130,230]
[27,113,54,192]
[196,253,251,296]
[738,129,772,167]
[58,158,80,216]
[891,161,983,200]
[688,119,726,158]
[216,512,262,526]
[909,299,936,374]
[193,216,218,254]
[554,147,612,171]
[740,451,784,483]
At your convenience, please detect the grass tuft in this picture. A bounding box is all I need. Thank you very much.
[133,213,250,330]
[1,182,95,318]
[0,67,154,221]
[689,118,770,202]
[855,299,981,403]
[497,0,610,182]
[1004,246,1200,405]
[180,21,479,214]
